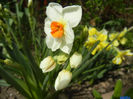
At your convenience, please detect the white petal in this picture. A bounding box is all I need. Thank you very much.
[46,2,63,21]
[64,23,74,44]
[46,36,54,49]
[100,29,108,35]
[112,56,122,65]
[46,36,62,51]
[55,70,72,91]
[44,17,52,37]
[40,56,56,73]
[60,42,73,54]
[44,63,56,72]
[63,5,82,28]
[70,52,82,68]
[125,50,133,56]
[126,52,133,56]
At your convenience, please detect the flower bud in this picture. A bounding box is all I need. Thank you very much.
[54,54,68,64]
[4,8,9,13]
[70,52,82,68]
[28,0,32,7]
[4,59,13,65]
[55,70,72,91]
[40,56,56,73]
[0,4,2,10]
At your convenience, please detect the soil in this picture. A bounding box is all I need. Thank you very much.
[62,56,133,99]
[64,67,133,99]
[0,56,133,99]
[0,87,25,99]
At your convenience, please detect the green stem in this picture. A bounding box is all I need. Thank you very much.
[83,65,105,74]
[0,59,4,63]
[66,64,71,71]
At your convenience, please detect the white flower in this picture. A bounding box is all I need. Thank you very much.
[55,70,72,91]
[40,56,56,73]
[70,52,82,68]
[44,2,82,54]
[28,0,32,7]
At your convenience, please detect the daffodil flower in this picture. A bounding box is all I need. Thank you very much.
[85,27,109,55]
[44,3,82,54]
[112,49,133,65]
[109,28,127,46]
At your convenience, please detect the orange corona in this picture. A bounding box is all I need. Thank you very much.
[51,21,64,38]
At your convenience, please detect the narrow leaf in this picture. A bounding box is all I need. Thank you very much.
[112,80,122,98]
[0,64,31,98]
[92,89,102,99]
[0,79,10,87]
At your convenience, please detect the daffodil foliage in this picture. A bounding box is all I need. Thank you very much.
[0,1,133,99]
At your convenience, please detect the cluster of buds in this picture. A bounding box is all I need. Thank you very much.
[40,52,82,90]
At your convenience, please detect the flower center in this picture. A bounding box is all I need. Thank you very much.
[51,21,64,38]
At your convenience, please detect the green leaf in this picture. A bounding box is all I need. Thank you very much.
[72,33,120,80]
[0,79,10,86]
[9,18,13,26]
[22,41,44,83]
[124,88,133,98]
[92,89,102,99]
[112,80,122,99]
[97,69,107,78]
[83,64,105,74]
[0,64,31,98]
[72,41,100,79]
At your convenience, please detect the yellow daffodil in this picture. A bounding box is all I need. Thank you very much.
[109,28,127,46]
[112,49,133,65]
[120,37,127,45]
[88,27,98,36]
[44,3,82,54]
[85,28,109,55]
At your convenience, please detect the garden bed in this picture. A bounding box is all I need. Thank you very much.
[0,56,133,99]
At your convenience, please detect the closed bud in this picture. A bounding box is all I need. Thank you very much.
[83,26,88,33]
[70,52,82,68]
[54,54,68,64]
[4,59,13,65]
[28,0,32,7]
[40,56,56,73]
[0,4,2,10]
[55,70,72,91]
[4,8,9,12]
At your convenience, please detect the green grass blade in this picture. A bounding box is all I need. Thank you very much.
[92,89,102,99]
[0,79,10,87]
[112,80,122,99]
[0,64,31,98]
[72,41,100,73]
